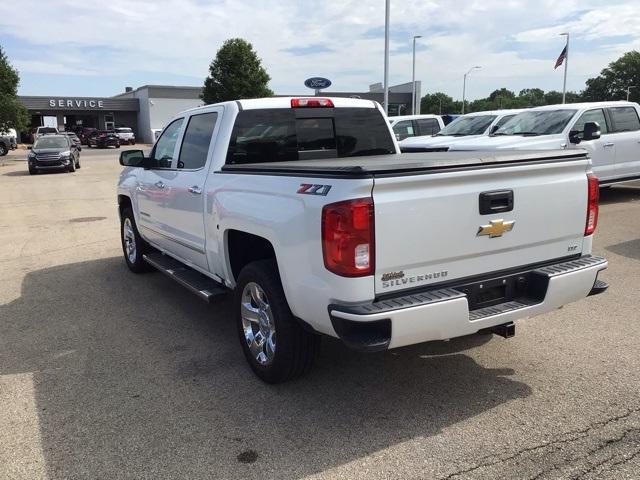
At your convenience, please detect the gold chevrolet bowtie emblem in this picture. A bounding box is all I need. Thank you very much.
[477,219,515,238]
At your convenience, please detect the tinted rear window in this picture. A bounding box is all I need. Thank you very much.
[226,108,395,164]
[609,107,640,132]
[38,127,57,134]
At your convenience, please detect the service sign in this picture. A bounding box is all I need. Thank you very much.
[304,77,332,89]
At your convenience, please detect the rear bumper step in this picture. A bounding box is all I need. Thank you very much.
[143,253,227,302]
[329,255,608,351]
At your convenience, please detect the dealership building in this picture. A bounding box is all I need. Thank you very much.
[18,81,418,144]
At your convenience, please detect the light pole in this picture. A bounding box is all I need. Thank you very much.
[627,86,637,101]
[383,0,390,115]
[462,66,481,114]
[559,32,569,104]
[412,35,422,115]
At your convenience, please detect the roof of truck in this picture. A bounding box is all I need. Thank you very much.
[530,101,639,111]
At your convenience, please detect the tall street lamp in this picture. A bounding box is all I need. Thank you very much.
[383,0,390,115]
[412,35,422,114]
[462,66,481,114]
[627,86,637,101]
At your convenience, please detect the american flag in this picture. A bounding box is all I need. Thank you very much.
[555,46,567,69]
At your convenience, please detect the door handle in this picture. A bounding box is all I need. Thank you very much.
[188,185,202,195]
[603,143,615,148]
[155,181,165,189]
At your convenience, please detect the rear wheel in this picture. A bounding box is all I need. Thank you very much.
[120,207,152,273]
[235,259,319,383]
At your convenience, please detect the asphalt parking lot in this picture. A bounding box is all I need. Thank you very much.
[1,146,639,480]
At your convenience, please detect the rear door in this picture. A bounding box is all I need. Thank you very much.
[372,155,589,295]
[607,106,640,178]
[392,120,416,141]
[158,108,222,270]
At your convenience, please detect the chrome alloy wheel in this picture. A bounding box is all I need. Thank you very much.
[123,218,137,263]
[241,282,276,366]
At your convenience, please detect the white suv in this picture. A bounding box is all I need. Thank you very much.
[114,127,136,145]
[449,102,640,185]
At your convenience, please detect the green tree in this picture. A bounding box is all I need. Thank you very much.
[518,88,545,107]
[583,51,640,102]
[420,92,460,114]
[0,46,29,133]
[202,38,273,104]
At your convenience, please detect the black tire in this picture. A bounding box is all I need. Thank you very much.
[131,140,136,145]
[67,157,76,172]
[0,144,7,156]
[29,167,37,175]
[235,259,320,383]
[76,157,81,169]
[116,143,121,148]
[120,207,153,273]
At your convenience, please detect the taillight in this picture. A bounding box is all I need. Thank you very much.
[585,173,599,236]
[291,98,334,108]
[322,198,375,277]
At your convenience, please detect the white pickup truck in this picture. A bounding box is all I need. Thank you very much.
[448,101,640,185]
[117,97,608,383]
[399,109,525,152]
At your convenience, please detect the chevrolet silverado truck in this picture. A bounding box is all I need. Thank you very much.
[117,97,608,383]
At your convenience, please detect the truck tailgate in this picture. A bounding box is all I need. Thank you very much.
[372,157,590,295]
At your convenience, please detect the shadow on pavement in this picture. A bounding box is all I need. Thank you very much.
[599,184,640,205]
[1,257,531,479]
[606,238,640,261]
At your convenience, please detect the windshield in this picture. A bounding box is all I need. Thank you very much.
[116,128,132,133]
[437,115,496,136]
[495,110,577,136]
[38,127,57,134]
[34,137,68,149]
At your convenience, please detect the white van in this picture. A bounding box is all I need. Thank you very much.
[448,101,640,185]
[400,109,525,151]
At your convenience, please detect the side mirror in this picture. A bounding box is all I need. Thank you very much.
[583,121,601,141]
[119,149,146,167]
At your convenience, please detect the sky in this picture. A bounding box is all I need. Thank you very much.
[2,0,640,100]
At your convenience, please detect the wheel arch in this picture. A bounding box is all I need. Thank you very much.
[225,230,277,285]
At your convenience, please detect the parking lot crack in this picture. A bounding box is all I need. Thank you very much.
[439,407,640,480]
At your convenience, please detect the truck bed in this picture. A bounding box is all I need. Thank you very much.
[220,150,588,178]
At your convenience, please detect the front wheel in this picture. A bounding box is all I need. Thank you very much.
[67,157,76,172]
[235,260,319,383]
[0,144,7,156]
[120,207,152,273]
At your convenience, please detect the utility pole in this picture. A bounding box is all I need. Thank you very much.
[462,66,481,114]
[560,32,569,104]
[411,35,422,115]
[627,86,637,101]
[383,0,390,115]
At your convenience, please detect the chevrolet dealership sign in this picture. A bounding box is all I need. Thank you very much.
[49,98,105,108]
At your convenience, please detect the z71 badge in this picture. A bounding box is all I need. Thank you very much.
[297,184,332,196]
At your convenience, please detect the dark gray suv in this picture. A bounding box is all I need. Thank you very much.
[27,134,81,174]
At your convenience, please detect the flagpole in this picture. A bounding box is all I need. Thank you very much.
[560,33,569,104]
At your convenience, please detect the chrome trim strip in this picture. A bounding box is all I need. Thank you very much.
[140,225,205,254]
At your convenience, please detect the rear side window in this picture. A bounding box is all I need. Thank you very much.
[178,112,218,169]
[227,108,395,164]
[609,107,640,132]
[416,118,441,135]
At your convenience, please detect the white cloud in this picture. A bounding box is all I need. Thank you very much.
[2,0,640,98]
